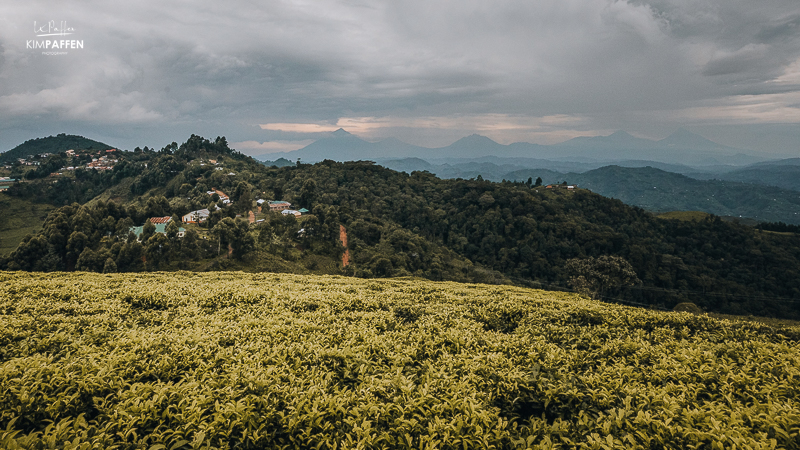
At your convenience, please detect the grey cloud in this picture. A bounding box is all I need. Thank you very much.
[756,13,800,43]
[0,0,799,155]
[702,45,771,77]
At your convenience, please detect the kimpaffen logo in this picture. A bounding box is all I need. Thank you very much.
[27,21,83,56]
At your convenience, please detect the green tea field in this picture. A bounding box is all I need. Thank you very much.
[1,271,798,449]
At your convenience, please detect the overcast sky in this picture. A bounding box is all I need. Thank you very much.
[1,0,799,157]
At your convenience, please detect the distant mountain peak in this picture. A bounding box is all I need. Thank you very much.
[608,130,635,138]
[331,128,352,137]
[455,134,499,144]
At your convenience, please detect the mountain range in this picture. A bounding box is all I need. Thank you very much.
[258,128,771,167]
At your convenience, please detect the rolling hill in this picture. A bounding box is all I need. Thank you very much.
[714,158,800,192]
[0,133,113,163]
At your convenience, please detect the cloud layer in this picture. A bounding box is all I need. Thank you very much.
[1,0,799,155]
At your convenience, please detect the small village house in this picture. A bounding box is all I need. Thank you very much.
[182,209,211,224]
[207,189,230,204]
[281,209,302,218]
[269,200,291,211]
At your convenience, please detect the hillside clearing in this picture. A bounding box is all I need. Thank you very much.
[0,196,55,256]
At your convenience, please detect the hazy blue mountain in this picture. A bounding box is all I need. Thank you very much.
[259,157,294,167]
[505,165,800,224]
[433,134,514,159]
[288,128,377,162]
[556,130,658,150]
[748,157,800,167]
[257,129,431,162]
[455,156,598,173]
[552,129,765,166]
[379,158,571,182]
[715,158,800,192]
[379,155,733,184]
[657,128,730,151]
[375,158,434,173]
[264,128,770,168]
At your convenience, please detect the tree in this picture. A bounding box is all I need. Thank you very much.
[76,247,105,272]
[166,219,180,240]
[66,231,89,269]
[535,177,543,187]
[103,257,117,273]
[144,233,169,269]
[299,179,318,208]
[566,255,640,299]
[211,217,236,256]
[232,181,252,214]
[146,196,171,217]
[141,219,156,242]
[116,240,144,272]
[9,234,50,271]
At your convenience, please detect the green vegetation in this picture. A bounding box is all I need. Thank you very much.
[757,221,800,234]
[0,134,112,163]
[3,135,800,320]
[0,196,56,256]
[1,271,798,449]
[656,211,711,222]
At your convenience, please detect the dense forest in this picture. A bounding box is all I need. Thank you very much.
[2,135,800,319]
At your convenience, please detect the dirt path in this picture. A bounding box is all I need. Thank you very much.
[340,224,350,267]
[248,210,255,224]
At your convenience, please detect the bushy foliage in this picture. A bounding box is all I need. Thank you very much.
[565,255,640,299]
[0,272,798,449]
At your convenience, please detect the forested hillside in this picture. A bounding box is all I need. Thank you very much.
[2,135,800,319]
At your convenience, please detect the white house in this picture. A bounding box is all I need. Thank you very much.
[182,208,211,223]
